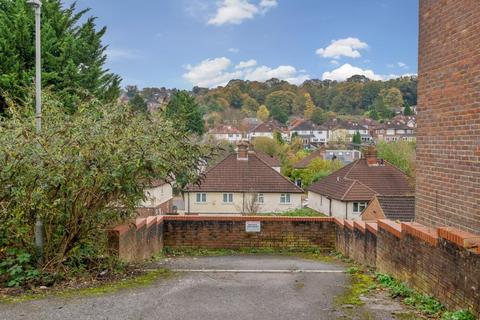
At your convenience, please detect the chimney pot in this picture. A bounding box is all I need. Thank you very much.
[237,141,249,160]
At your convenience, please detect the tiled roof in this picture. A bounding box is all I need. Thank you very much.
[324,118,367,131]
[186,153,303,193]
[307,158,413,201]
[376,195,415,221]
[251,120,286,133]
[256,151,281,167]
[291,120,316,131]
[293,149,326,169]
[210,125,241,134]
[376,121,411,130]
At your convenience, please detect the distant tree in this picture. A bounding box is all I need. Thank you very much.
[310,107,327,125]
[0,0,121,114]
[273,131,284,145]
[252,137,279,157]
[303,93,315,120]
[129,93,147,113]
[403,104,413,116]
[241,94,259,116]
[165,91,205,136]
[377,141,416,181]
[352,131,362,144]
[126,85,139,99]
[257,105,270,121]
[381,88,404,112]
[270,105,288,124]
[265,90,297,115]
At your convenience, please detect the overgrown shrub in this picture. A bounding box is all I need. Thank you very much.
[0,95,214,287]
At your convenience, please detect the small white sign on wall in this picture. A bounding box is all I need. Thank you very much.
[245,221,261,232]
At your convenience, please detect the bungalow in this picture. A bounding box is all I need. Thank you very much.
[307,147,413,220]
[185,141,303,214]
[137,180,173,216]
[293,148,361,170]
[361,195,415,222]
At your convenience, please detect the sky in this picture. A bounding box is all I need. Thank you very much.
[69,0,419,89]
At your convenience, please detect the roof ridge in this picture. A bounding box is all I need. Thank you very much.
[340,179,357,201]
[253,153,304,193]
[343,158,361,178]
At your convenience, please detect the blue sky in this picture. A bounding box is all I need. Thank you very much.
[70,0,419,89]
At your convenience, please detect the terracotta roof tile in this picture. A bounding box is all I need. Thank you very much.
[376,195,415,221]
[187,153,303,193]
[255,151,281,167]
[307,158,413,201]
[293,149,326,169]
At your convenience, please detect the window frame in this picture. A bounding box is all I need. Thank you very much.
[196,192,207,203]
[256,193,264,204]
[223,193,234,203]
[353,202,368,214]
[280,193,291,204]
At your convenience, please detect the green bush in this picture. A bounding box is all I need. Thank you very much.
[0,94,214,287]
[442,310,476,320]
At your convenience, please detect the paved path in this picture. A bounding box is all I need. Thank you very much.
[0,255,414,320]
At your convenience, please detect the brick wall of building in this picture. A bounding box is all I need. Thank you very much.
[416,0,480,233]
[163,216,336,251]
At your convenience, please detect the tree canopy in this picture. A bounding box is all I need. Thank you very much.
[165,91,205,136]
[0,0,121,114]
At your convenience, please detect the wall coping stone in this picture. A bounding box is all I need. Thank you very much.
[135,218,147,229]
[344,220,354,231]
[354,221,366,234]
[378,219,402,238]
[334,218,345,227]
[163,215,335,222]
[146,216,157,228]
[401,222,438,246]
[437,227,480,250]
[366,223,378,235]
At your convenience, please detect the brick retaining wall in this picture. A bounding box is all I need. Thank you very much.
[335,219,480,316]
[108,215,480,316]
[162,216,336,250]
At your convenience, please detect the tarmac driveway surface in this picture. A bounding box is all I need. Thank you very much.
[0,255,413,320]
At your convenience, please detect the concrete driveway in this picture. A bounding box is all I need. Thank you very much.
[0,255,413,320]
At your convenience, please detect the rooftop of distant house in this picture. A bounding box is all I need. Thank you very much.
[251,120,287,133]
[307,148,413,201]
[363,195,415,221]
[323,118,368,131]
[186,144,302,193]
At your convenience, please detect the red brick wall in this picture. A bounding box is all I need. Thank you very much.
[336,220,480,316]
[163,216,336,251]
[416,0,480,233]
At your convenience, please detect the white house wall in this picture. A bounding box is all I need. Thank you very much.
[307,191,363,220]
[140,184,173,208]
[186,192,302,214]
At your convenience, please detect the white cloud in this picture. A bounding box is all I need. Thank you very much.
[330,60,339,65]
[235,59,257,69]
[228,47,240,53]
[207,0,278,26]
[183,57,243,87]
[183,57,309,87]
[208,0,258,25]
[398,62,408,69]
[106,48,139,61]
[259,0,278,11]
[316,37,368,59]
[322,63,384,81]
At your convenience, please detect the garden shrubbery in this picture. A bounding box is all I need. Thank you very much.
[0,95,213,287]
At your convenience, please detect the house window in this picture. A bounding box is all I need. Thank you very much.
[353,202,368,214]
[280,193,291,204]
[256,193,264,204]
[196,193,207,203]
[223,193,233,203]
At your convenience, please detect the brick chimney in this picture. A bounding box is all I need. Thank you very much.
[364,145,378,166]
[237,140,249,160]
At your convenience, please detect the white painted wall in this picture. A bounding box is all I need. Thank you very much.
[307,191,364,220]
[186,192,302,214]
[140,184,173,208]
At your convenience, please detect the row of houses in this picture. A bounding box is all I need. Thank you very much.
[140,142,414,223]
[208,115,417,145]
